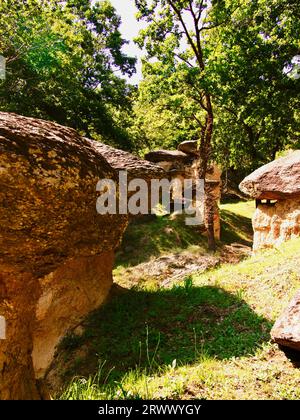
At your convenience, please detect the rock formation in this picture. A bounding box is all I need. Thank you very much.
[145,149,192,165]
[0,112,162,399]
[239,150,300,200]
[145,142,222,240]
[94,142,165,183]
[239,151,300,251]
[271,289,300,351]
[177,140,199,156]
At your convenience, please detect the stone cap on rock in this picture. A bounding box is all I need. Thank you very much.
[239,150,300,200]
[145,149,193,163]
[177,140,199,156]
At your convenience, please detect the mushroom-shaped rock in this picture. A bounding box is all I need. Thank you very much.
[239,151,300,200]
[177,140,199,156]
[239,151,300,251]
[0,112,131,399]
[145,149,192,164]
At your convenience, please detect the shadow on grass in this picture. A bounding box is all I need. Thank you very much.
[59,284,271,391]
[220,209,253,246]
[279,345,300,368]
[115,214,207,267]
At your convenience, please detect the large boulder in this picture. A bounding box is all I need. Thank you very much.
[239,151,300,200]
[0,112,162,399]
[145,149,192,164]
[271,289,300,352]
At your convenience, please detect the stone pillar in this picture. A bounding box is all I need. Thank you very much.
[252,198,300,251]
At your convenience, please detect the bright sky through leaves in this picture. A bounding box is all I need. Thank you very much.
[107,0,144,84]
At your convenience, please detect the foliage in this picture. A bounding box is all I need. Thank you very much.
[0,0,136,148]
[209,0,300,171]
[133,0,300,174]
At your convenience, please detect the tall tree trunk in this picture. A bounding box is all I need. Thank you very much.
[199,97,216,251]
[168,0,216,250]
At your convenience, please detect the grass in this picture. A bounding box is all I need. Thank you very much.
[115,213,208,268]
[116,200,255,269]
[220,200,254,245]
[54,200,300,400]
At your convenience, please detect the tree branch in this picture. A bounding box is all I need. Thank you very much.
[174,52,193,67]
[167,0,202,68]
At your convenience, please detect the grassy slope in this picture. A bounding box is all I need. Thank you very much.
[116,200,255,267]
[113,200,255,288]
[58,201,300,400]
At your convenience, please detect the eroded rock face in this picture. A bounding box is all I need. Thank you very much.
[32,252,114,380]
[271,289,300,351]
[0,112,128,399]
[239,151,300,200]
[145,146,222,240]
[252,198,300,251]
[91,141,165,182]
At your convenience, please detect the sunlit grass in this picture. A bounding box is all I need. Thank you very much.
[56,202,300,400]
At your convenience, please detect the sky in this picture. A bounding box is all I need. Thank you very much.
[109,0,144,85]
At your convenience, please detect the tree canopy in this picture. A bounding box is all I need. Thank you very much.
[0,0,136,149]
[133,0,300,174]
[0,0,299,172]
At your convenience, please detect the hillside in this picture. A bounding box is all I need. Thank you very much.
[50,201,300,400]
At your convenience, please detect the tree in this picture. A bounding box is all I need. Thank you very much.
[134,0,300,185]
[0,0,136,149]
[206,0,300,174]
[135,0,241,249]
[132,62,202,154]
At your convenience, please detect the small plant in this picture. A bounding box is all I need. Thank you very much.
[184,275,193,293]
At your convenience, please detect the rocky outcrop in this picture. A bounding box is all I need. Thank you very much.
[0,112,162,399]
[145,149,192,164]
[145,146,222,240]
[239,151,300,250]
[177,140,199,156]
[239,151,300,200]
[32,253,114,380]
[271,289,300,351]
[91,142,165,182]
[252,198,300,251]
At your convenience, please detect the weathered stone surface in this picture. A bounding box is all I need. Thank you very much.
[252,198,300,251]
[239,151,300,200]
[0,112,129,399]
[0,112,127,276]
[90,141,165,182]
[271,289,300,351]
[145,149,192,164]
[177,140,199,156]
[32,252,114,380]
